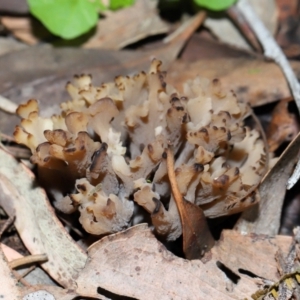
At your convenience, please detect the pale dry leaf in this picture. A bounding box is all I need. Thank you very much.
[76,224,258,300]
[212,230,292,282]
[1,16,50,45]
[83,0,171,50]
[267,98,299,152]
[235,131,300,235]
[0,245,22,299]
[204,0,277,51]
[21,286,79,300]
[0,148,87,289]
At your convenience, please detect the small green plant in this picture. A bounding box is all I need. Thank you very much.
[27,0,135,39]
[195,0,236,11]
[27,0,236,40]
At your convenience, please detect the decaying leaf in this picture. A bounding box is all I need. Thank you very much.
[83,0,171,50]
[0,245,22,299]
[212,230,292,283]
[1,243,56,286]
[0,148,87,289]
[166,147,214,259]
[167,52,300,107]
[267,98,298,152]
[236,131,300,236]
[1,16,51,45]
[75,224,292,299]
[21,286,79,300]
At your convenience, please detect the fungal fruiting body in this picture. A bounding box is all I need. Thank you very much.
[14,60,268,240]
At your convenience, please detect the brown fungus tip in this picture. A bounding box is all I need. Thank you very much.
[193,163,204,173]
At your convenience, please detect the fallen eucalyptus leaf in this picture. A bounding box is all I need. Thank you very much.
[212,230,292,282]
[0,148,87,289]
[166,148,214,259]
[76,224,259,299]
[235,131,300,235]
[266,98,298,152]
[0,245,22,299]
[83,0,171,49]
[22,286,79,300]
[167,57,296,107]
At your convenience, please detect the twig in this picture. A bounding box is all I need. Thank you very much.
[0,95,17,114]
[236,0,300,190]
[8,253,48,269]
[12,268,33,287]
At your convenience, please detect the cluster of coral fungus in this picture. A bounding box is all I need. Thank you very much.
[14,60,267,240]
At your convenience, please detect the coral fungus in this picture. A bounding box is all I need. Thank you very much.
[14,60,268,239]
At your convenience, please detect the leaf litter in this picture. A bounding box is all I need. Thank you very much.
[0,1,300,299]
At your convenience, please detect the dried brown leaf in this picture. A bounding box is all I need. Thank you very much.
[76,224,259,299]
[166,148,214,259]
[1,16,51,45]
[0,245,22,299]
[266,98,298,152]
[83,0,170,50]
[0,148,87,289]
[235,131,300,235]
[167,57,297,107]
[212,230,292,282]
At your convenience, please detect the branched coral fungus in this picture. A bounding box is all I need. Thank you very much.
[14,60,268,239]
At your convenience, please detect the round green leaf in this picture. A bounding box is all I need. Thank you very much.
[194,0,236,11]
[109,0,135,10]
[28,0,98,39]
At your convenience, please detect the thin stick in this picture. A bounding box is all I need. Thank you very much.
[12,268,34,286]
[0,95,17,114]
[9,254,48,269]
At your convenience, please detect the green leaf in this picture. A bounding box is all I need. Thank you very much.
[194,0,236,11]
[93,0,108,11]
[109,0,135,11]
[28,0,98,39]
